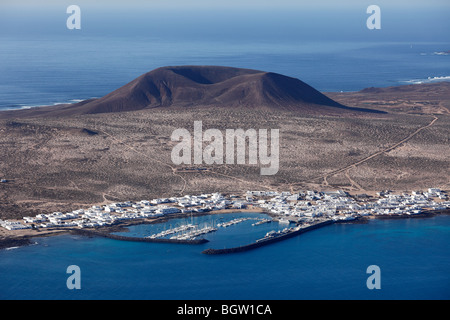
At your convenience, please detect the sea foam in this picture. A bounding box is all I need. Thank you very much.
[402,75,450,84]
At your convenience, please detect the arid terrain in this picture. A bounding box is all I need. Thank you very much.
[0,68,449,220]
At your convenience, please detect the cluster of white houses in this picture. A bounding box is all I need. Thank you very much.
[1,188,449,231]
[255,188,449,221]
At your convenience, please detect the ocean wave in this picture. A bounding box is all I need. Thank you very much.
[0,98,92,111]
[5,246,20,250]
[401,76,450,85]
[0,105,35,111]
[432,51,450,56]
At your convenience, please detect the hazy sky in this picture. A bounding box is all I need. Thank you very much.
[2,0,450,8]
[1,0,449,42]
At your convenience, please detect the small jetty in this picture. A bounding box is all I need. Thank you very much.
[147,222,218,241]
[170,225,218,240]
[202,220,334,254]
[217,217,252,228]
[252,218,271,226]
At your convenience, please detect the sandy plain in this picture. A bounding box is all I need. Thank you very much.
[0,82,449,222]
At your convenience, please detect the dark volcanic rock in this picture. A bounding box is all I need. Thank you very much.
[0,65,384,118]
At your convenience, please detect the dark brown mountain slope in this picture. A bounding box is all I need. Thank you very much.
[0,66,384,118]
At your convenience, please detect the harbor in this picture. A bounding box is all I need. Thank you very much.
[145,216,269,241]
[1,187,449,252]
[202,220,335,255]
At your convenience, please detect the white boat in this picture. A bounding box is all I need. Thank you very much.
[278,218,290,224]
[252,218,271,226]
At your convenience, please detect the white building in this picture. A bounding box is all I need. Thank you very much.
[1,220,31,230]
[155,206,181,214]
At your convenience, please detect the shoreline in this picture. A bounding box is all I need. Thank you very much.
[2,80,449,113]
[201,209,450,255]
[1,207,449,251]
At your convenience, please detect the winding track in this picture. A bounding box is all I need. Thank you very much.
[96,129,188,195]
[317,115,439,189]
[97,128,277,196]
[96,114,439,194]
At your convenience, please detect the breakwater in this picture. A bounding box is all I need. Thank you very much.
[202,220,334,255]
[69,228,209,244]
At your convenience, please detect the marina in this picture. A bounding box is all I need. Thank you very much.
[202,220,335,255]
[169,225,218,240]
[109,212,293,250]
[1,187,449,254]
[147,224,196,239]
[146,217,264,241]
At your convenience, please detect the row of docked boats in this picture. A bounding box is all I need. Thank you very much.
[146,223,196,239]
[170,225,218,240]
[147,216,275,241]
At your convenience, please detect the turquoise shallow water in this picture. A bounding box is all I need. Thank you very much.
[1,213,449,300]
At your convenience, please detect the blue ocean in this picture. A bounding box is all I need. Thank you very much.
[1,213,449,300]
[0,36,449,110]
